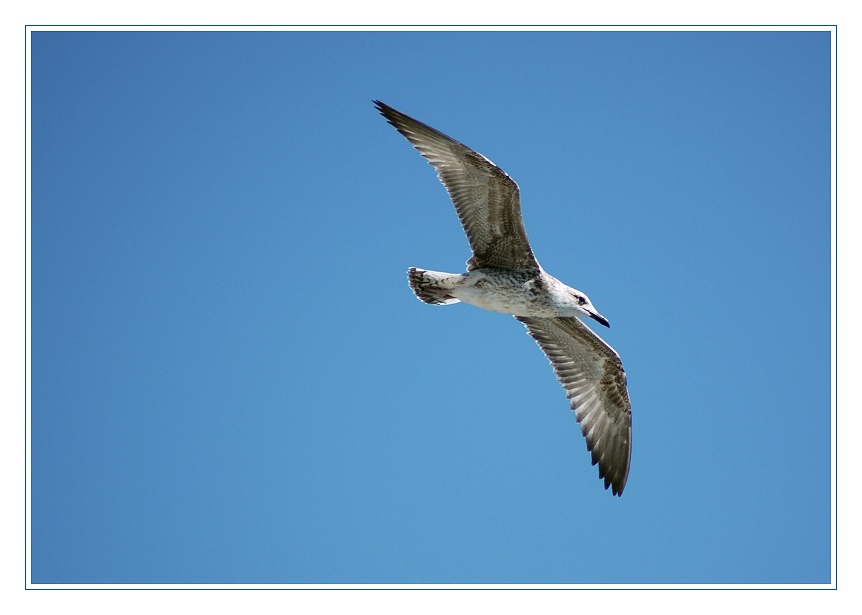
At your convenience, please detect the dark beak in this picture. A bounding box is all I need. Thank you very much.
[589,311,610,328]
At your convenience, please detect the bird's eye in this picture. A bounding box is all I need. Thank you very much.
[578,296,586,306]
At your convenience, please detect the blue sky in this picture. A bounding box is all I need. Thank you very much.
[29,30,832,585]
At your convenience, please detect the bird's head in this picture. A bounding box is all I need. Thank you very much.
[566,289,610,328]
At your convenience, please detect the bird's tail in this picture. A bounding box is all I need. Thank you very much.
[407,268,461,305]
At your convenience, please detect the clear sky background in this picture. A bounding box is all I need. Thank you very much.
[29,30,832,585]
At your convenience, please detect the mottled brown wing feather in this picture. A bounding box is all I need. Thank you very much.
[516,316,632,495]
[375,101,540,274]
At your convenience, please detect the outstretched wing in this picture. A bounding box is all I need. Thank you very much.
[375,101,540,274]
[516,316,632,495]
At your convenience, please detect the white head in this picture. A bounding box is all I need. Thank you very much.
[564,288,610,327]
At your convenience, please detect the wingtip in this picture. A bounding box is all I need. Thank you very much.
[611,475,627,496]
[605,480,624,497]
[600,463,628,497]
[373,99,394,116]
[373,100,403,129]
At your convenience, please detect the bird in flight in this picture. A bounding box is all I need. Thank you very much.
[375,101,632,496]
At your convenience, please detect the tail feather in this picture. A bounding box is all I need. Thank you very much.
[407,268,461,305]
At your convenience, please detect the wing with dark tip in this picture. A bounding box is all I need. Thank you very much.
[516,316,632,496]
[375,100,540,274]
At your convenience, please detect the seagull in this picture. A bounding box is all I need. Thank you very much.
[375,101,632,496]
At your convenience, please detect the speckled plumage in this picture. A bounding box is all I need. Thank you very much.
[376,101,632,496]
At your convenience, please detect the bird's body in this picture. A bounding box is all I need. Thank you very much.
[375,100,632,496]
[408,267,604,320]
